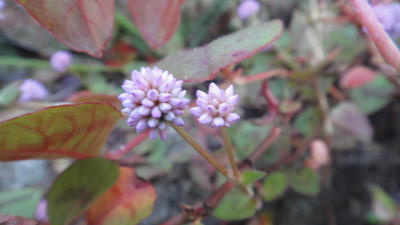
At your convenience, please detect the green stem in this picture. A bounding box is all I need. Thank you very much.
[221,127,241,181]
[169,123,230,178]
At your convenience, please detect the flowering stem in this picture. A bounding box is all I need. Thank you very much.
[220,127,241,181]
[349,0,400,73]
[169,123,230,178]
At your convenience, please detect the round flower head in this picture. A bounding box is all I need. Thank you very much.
[190,83,240,127]
[119,67,190,141]
[50,51,72,72]
[237,0,260,20]
[19,79,49,102]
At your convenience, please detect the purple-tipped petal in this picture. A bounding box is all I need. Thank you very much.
[148,117,159,128]
[138,106,151,116]
[180,99,191,107]
[141,98,155,107]
[173,109,183,115]
[206,105,217,116]
[173,117,185,126]
[147,89,159,101]
[164,111,175,121]
[152,75,163,88]
[227,95,239,107]
[122,99,136,108]
[158,82,170,93]
[171,88,182,97]
[196,90,208,100]
[174,80,183,89]
[169,98,183,108]
[131,70,141,80]
[135,77,149,90]
[190,107,203,117]
[158,121,167,130]
[218,103,230,116]
[151,106,162,118]
[178,90,187,98]
[225,84,234,97]
[131,90,145,102]
[199,113,213,124]
[213,117,225,127]
[160,129,168,141]
[197,98,208,110]
[121,108,133,114]
[136,118,148,132]
[129,108,141,120]
[209,83,220,98]
[159,93,172,103]
[159,103,172,113]
[219,90,227,101]
[226,113,240,124]
[150,128,159,140]
[118,93,131,102]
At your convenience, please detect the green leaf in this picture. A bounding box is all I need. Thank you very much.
[262,171,288,202]
[294,107,321,137]
[48,158,119,225]
[350,76,394,115]
[242,170,266,185]
[370,185,399,222]
[0,80,23,106]
[0,188,42,219]
[155,20,283,82]
[290,168,320,196]
[214,188,256,221]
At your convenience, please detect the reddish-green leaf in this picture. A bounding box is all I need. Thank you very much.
[15,0,115,58]
[154,20,283,82]
[128,0,186,49]
[0,215,37,225]
[65,91,121,109]
[341,66,376,88]
[48,158,119,225]
[0,103,121,161]
[87,167,156,225]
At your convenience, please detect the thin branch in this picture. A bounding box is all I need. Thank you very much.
[234,68,290,84]
[106,130,149,160]
[350,0,400,73]
[245,126,282,164]
[221,127,241,180]
[169,123,230,178]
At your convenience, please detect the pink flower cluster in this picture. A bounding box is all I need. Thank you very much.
[19,79,49,102]
[237,0,260,20]
[50,51,72,72]
[190,83,240,127]
[372,3,400,37]
[119,67,190,140]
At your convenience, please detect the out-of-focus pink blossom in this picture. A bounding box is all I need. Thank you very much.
[50,51,72,72]
[237,0,260,20]
[19,79,49,102]
[372,3,400,37]
[190,83,240,127]
[119,67,190,141]
[310,139,330,166]
[35,200,49,222]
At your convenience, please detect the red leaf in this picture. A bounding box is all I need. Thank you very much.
[15,0,115,58]
[154,20,283,82]
[65,91,121,110]
[103,41,137,67]
[128,0,186,49]
[340,66,376,88]
[0,103,121,161]
[87,167,156,225]
[0,215,38,225]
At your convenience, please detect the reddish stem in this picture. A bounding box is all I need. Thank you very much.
[234,68,290,84]
[106,130,149,160]
[350,0,400,73]
[245,126,282,164]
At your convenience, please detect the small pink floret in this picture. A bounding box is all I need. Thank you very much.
[190,83,240,127]
[119,67,190,141]
[50,51,72,73]
[237,0,261,19]
[19,79,49,102]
